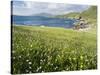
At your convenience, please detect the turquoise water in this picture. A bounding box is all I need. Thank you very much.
[12,15,77,28]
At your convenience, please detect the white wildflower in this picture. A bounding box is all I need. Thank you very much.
[26,59,29,62]
[51,64,53,66]
[42,71,44,73]
[26,70,29,72]
[85,59,88,62]
[39,66,42,69]
[13,57,15,59]
[19,56,22,58]
[27,53,30,56]
[12,51,15,53]
[28,62,32,65]
[40,59,43,62]
[73,57,76,60]
[22,48,24,51]
[29,66,32,69]
[55,66,58,70]
[66,68,69,70]
[80,56,83,59]
[30,44,33,47]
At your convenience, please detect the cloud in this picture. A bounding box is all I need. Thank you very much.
[12,1,90,16]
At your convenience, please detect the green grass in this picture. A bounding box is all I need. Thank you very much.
[12,26,97,74]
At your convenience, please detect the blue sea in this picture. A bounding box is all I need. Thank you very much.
[12,15,77,28]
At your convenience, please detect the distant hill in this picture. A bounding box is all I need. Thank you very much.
[55,12,80,19]
[31,13,54,17]
[56,6,97,25]
[56,6,97,19]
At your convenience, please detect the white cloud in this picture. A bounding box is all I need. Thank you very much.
[47,3,58,9]
[12,1,90,16]
[23,2,35,8]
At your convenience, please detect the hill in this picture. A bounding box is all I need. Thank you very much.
[55,12,80,19]
[80,6,97,19]
[56,6,97,25]
[80,6,97,26]
[32,13,54,17]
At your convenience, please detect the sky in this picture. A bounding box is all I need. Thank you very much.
[12,1,90,16]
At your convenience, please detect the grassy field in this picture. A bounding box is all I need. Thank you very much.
[12,25,97,74]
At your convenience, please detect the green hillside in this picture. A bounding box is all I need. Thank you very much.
[80,6,97,19]
[80,6,97,26]
[55,12,80,19]
[56,6,97,25]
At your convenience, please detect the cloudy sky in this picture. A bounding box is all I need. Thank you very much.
[12,1,90,16]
